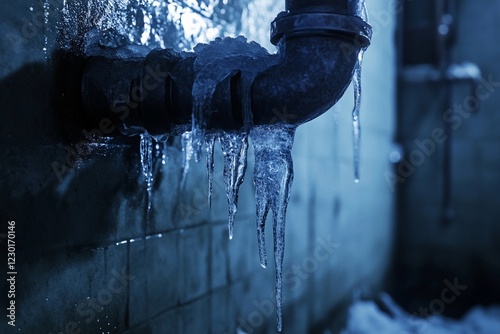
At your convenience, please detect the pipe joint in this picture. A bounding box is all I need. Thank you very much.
[270,11,372,46]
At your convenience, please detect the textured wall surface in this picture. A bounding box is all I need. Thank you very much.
[0,0,395,333]
[395,0,500,316]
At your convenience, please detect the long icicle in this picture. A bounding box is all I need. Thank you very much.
[273,158,293,333]
[352,0,368,183]
[251,124,295,332]
[352,49,365,183]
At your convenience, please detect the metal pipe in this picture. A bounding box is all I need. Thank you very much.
[81,0,371,136]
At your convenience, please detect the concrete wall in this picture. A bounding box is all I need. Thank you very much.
[0,0,395,333]
[395,0,500,315]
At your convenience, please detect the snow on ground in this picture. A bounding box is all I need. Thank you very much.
[341,293,500,334]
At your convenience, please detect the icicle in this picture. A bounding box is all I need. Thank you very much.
[191,92,205,163]
[351,0,368,183]
[205,133,216,209]
[140,133,154,210]
[219,132,248,240]
[181,131,193,188]
[251,124,296,332]
[352,49,365,183]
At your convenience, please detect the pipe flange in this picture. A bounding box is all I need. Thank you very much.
[270,12,372,46]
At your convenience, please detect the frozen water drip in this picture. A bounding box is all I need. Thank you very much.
[140,133,154,210]
[251,124,296,332]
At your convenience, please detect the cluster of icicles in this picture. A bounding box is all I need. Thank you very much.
[139,124,295,331]
[138,31,366,334]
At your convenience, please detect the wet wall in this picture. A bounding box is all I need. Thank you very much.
[0,0,395,333]
[395,0,500,316]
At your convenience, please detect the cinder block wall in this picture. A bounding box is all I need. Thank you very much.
[0,0,395,333]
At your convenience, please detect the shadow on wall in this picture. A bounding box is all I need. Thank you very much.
[0,52,144,253]
[0,53,174,333]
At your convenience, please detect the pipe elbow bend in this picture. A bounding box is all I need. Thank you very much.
[251,11,371,126]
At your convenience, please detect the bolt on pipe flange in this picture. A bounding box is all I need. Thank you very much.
[270,12,372,46]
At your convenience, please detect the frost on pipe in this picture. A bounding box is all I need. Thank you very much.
[191,37,271,164]
[251,124,296,332]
